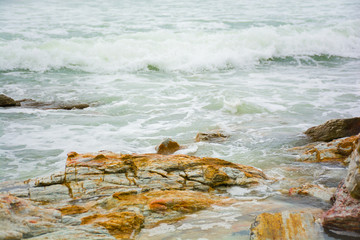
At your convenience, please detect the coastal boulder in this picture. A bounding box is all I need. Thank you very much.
[305,117,360,142]
[0,94,18,107]
[155,138,181,155]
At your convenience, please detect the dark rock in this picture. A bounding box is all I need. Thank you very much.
[0,94,19,107]
[322,181,360,233]
[155,138,181,155]
[195,130,229,142]
[305,118,360,142]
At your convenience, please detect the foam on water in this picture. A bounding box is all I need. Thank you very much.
[1,23,359,73]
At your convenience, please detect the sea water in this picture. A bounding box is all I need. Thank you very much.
[0,0,359,238]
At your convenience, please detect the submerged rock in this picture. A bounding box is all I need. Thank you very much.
[305,117,360,142]
[290,134,359,165]
[0,96,89,110]
[250,210,324,240]
[0,152,267,239]
[155,138,181,155]
[289,183,336,202]
[0,94,19,107]
[195,130,229,142]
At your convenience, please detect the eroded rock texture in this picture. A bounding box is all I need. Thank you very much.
[0,152,267,239]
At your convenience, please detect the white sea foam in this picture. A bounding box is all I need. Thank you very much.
[0,22,359,73]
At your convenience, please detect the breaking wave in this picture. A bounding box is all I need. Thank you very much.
[0,23,359,73]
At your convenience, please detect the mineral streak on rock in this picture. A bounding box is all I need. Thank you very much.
[345,139,360,199]
[0,151,267,239]
[250,210,324,240]
[305,117,360,142]
[290,134,360,165]
[322,181,360,233]
[155,138,181,155]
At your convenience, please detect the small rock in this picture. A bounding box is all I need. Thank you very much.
[195,130,229,142]
[305,117,360,142]
[155,138,180,155]
[53,103,90,110]
[0,94,18,107]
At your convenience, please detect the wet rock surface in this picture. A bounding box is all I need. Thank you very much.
[250,209,324,240]
[155,138,181,155]
[0,152,267,239]
[290,134,359,165]
[195,130,229,142]
[0,94,19,107]
[305,117,360,142]
[322,181,360,233]
[0,94,89,110]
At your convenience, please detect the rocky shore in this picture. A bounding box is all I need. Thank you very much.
[0,117,359,239]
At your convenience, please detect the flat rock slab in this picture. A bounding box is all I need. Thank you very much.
[0,152,268,239]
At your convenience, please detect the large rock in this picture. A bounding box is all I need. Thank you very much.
[345,139,360,199]
[250,210,324,240]
[289,183,336,202]
[290,134,359,165]
[0,152,267,239]
[0,94,18,107]
[322,181,360,233]
[305,117,360,142]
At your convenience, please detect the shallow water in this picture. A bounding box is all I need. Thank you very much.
[0,0,360,238]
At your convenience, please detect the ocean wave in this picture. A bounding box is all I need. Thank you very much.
[0,23,359,73]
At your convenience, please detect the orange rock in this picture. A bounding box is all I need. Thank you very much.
[58,205,88,215]
[81,212,144,239]
[250,210,324,240]
[290,134,360,165]
[155,138,181,155]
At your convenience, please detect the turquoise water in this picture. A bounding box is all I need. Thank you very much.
[0,0,360,190]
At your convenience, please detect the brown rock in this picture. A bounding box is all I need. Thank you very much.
[250,210,324,240]
[305,117,360,142]
[155,138,181,155]
[195,131,229,142]
[0,94,18,107]
[322,181,360,233]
